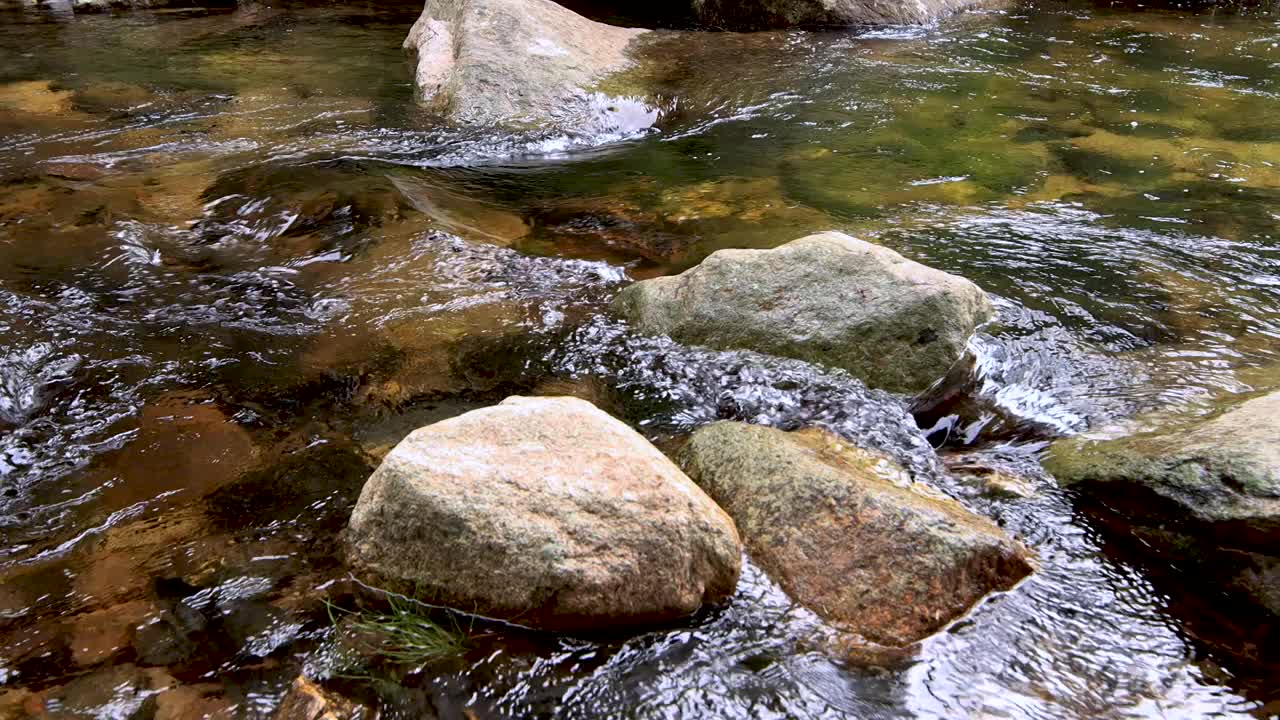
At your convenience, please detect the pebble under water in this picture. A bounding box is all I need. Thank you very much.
[0,0,1278,717]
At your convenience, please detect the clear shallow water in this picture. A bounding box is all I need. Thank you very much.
[0,0,1278,717]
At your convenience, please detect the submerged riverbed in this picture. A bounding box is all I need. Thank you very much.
[0,0,1278,717]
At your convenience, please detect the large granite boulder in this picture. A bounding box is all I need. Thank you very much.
[1044,390,1280,614]
[403,0,655,129]
[345,396,742,632]
[691,0,993,29]
[613,231,994,394]
[680,421,1033,647]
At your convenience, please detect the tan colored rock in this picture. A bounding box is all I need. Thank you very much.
[945,456,1037,500]
[41,664,177,719]
[73,507,211,606]
[0,689,44,718]
[93,393,258,509]
[346,396,742,632]
[681,422,1034,647]
[403,0,652,128]
[153,684,236,720]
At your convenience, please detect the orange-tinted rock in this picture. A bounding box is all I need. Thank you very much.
[681,422,1034,648]
[274,676,363,720]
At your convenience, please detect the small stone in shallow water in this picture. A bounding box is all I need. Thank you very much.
[40,664,178,719]
[42,162,105,182]
[0,80,74,115]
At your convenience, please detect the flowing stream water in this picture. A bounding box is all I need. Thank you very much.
[0,0,1278,717]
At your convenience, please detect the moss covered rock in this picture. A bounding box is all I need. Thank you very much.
[1044,390,1280,614]
[612,231,993,394]
[1045,391,1280,527]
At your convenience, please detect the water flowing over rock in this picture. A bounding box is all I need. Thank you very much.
[345,395,742,632]
[691,0,994,29]
[613,231,994,394]
[1044,390,1280,614]
[403,0,655,130]
[274,676,366,720]
[680,422,1034,648]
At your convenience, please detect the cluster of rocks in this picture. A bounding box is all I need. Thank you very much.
[340,227,1280,657]
[24,0,997,130]
[345,231,1035,651]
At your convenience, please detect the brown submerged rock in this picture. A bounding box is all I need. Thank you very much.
[345,396,742,632]
[680,422,1033,647]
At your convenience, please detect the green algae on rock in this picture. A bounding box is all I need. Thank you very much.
[680,422,1034,648]
[1044,390,1280,614]
[613,231,994,394]
[1045,391,1280,526]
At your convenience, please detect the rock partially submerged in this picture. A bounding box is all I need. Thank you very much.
[345,396,741,632]
[275,676,366,720]
[613,231,994,394]
[680,421,1033,647]
[403,0,656,130]
[1044,390,1280,614]
[691,0,994,29]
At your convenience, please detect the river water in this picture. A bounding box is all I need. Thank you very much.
[0,0,1278,717]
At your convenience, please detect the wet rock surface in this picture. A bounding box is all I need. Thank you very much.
[274,676,365,720]
[28,664,178,719]
[403,0,653,129]
[680,421,1034,647]
[613,231,994,394]
[345,395,742,632]
[1045,390,1280,614]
